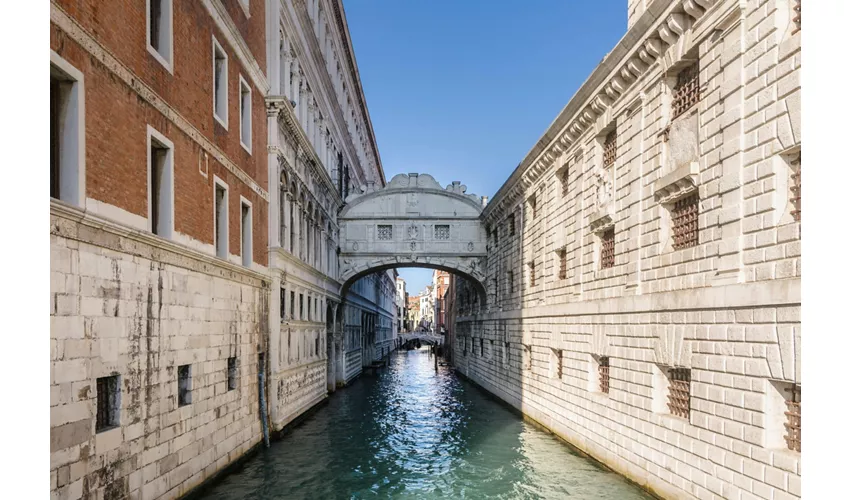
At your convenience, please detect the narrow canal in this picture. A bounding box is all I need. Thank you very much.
[199,348,654,499]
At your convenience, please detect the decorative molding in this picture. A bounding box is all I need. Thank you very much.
[589,203,615,233]
[51,4,270,202]
[654,161,699,204]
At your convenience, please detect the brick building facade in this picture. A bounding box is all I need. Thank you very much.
[453,1,802,499]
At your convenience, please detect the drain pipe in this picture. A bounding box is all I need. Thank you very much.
[259,353,270,448]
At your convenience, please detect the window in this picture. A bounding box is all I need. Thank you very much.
[503,342,510,366]
[178,364,192,406]
[599,356,610,394]
[377,225,392,240]
[50,52,85,207]
[558,249,567,280]
[148,126,174,238]
[493,228,498,247]
[315,335,320,357]
[494,275,499,304]
[212,38,228,127]
[96,375,120,432]
[560,166,570,197]
[214,178,229,259]
[147,0,173,71]
[667,368,690,419]
[672,194,699,250]
[509,214,516,236]
[549,349,562,379]
[671,63,700,120]
[600,229,615,269]
[239,76,252,153]
[480,338,485,357]
[241,199,253,267]
[790,151,801,222]
[299,293,304,320]
[603,129,617,169]
[529,195,537,220]
[435,225,450,240]
[290,291,295,318]
[785,384,801,452]
[508,271,514,293]
[523,344,532,370]
[281,288,287,319]
[227,357,237,391]
[308,297,312,321]
[528,261,536,287]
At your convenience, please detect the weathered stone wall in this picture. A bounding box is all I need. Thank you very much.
[455,1,801,499]
[51,205,269,500]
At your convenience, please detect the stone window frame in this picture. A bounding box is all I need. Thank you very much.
[50,51,86,208]
[377,224,393,240]
[95,374,121,432]
[434,224,450,240]
[240,197,253,267]
[147,0,174,73]
[213,176,230,259]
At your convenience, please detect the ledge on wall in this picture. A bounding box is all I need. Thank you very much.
[654,161,699,204]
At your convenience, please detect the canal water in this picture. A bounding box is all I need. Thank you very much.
[199,348,654,500]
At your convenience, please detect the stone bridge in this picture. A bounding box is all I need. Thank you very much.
[399,332,444,346]
[338,173,488,301]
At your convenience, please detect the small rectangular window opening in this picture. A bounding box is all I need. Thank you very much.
[785,384,801,452]
[435,224,450,240]
[600,229,615,269]
[96,375,120,432]
[50,57,83,206]
[603,129,617,169]
[178,364,192,406]
[599,356,610,394]
[509,214,516,236]
[529,261,536,287]
[239,77,252,152]
[213,39,228,126]
[148,132,173,237]
[148,0,173,68]
[667,368,690,419]
[241,201,252,267]
[214,182,228,259]
[558,249,567,280]
[672,194,699,250]
[671,63,700,120]
[227,357,237,391]
[299,293,304,320]
[377,225,392,240]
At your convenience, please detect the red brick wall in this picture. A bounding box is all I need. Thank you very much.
[51,1,269,266]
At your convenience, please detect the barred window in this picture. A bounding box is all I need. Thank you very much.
[493,228,498,247]
[227,357,237,391]
[529,261,536,287]
[561,166,570,196]
[603,129,617,169]
[435,224,450,240]
[672,63,700,120]
[96,375,120,432]
[524,344,532,370]
[377,225,392,240]
[503,342,510,366]
[558,249,567,280]
[599,356,610,394]
[667,368,691,419]
[480,338,485,357]
[510,214,516,236]
[672,194,699,250]
[178,364,192,406]
[790,152,801,222]
[600,229,615,269]
[508,271,514,293]
[785,384,801,452]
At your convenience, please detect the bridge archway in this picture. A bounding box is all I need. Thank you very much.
[338,173,488,302]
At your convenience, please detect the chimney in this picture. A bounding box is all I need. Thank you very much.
[481,196,489,207]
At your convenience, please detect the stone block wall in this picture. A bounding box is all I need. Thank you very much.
[50,205,269,500]
[456,1,801,499]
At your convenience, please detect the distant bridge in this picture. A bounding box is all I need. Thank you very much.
[399,332,443,346]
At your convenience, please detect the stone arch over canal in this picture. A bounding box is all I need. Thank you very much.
[338,173,488,302]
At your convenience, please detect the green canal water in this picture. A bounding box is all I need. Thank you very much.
[197,348,655,499]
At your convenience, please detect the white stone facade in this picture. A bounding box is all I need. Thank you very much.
[50,204,268,499]
[454,1,801,499]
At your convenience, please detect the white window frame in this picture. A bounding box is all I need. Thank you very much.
[50,51,86,207]
[146,0,174,73]
[146,125,175,238]
[213,176,229,259]
[237,0,251,18]
[239,75,252,154]
[212,36,229,129]
[240,196,253,268]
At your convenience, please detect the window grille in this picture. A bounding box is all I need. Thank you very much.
[792,0,801,34]
[529,261,536,287]
[178,365,192,406]
[784,385,801,452]
[600,229,615,269]
[599,357,610,394]
[672,194,700,250]
[96,375,120,432]
[672,63,701,120]
[558,249,567,280]
[667,368,691,419]
[435,224,450,240]
[227,357,237,391]
[510,215,516,236]
[493,228,498,247]
[561,167,569,197]
[790,152,801,222]
[508,271,514,293]
[603,129,617,169]
[480,338,485,357]
[377,225,392,240]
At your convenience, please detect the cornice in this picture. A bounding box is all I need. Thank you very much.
[51,200,269,288]
[202,0,269,93]
[483,0,724,221]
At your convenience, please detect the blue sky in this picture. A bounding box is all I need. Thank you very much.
[345,1,626,294]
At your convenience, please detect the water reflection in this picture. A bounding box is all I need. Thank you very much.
[198,348,653,499]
